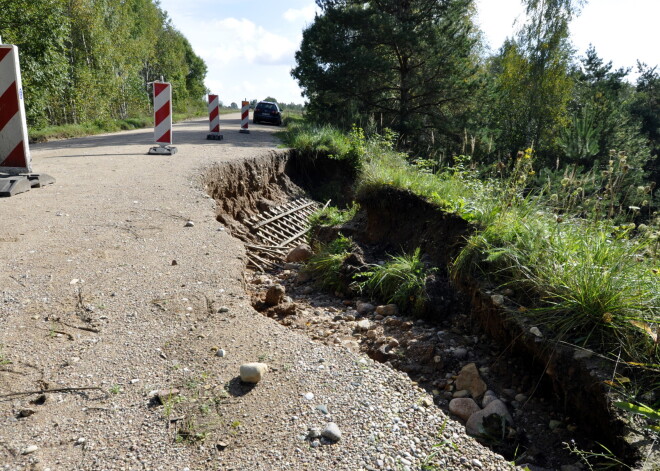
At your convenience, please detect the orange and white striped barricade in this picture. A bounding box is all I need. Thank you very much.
[239,100,250,134]
[0,41,54,197]
[148,81,177,155]
[207,94,223,140]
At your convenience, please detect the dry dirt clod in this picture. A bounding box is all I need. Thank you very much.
[265,284,286,306]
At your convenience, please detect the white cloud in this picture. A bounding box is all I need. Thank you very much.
[183,17,297,67]
[283,4,317,23]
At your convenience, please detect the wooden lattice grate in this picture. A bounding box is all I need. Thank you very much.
[244,198,322,271]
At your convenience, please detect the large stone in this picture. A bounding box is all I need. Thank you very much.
[239,363,268,384]
[466,399,513,438]
[455,363,487,398]
[265,284,286,306]
[356,302,375,315]
[482,390,498,408]
[449,398,481,421]
[322,422,342,442]
[375,304,399,316]
[356,319,372,331]
[286,244,313,263]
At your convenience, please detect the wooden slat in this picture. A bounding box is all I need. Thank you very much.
[253,201,316,229]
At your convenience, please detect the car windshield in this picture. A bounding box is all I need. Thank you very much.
[257,103,277,111]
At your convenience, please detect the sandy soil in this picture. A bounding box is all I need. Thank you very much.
[0,114,511,470]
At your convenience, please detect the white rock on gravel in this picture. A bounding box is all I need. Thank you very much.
[240,362,268,383]
[22,445,38,455]
[322,422,342,442]
[356,319,371,331]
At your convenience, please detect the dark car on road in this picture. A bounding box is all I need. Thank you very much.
[253,101,282,126]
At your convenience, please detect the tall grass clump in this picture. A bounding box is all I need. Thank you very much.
[358,147,499,223]
[357,248,432,316]
[280,121,351,158]
[304,234,354,292]
[452,202,659,363]
[280,122,366,178]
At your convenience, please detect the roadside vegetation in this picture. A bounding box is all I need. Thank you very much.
[287,125,658,365]
[26,107,231,143]
[2,0,208,132]
[288,0,658,405]
[283,119,659,459]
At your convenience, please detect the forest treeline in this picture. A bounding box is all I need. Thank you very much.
[0,0,207,128]
[293,0,658,188]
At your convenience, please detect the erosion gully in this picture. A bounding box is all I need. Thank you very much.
[202,151,657,471]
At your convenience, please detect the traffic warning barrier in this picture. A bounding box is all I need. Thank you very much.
[0,44,31,175]
[148,81,177,155]
[239,100,250,134]
[0,41,55,197]
[207,94,223,140]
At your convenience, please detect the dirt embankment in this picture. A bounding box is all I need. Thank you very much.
[209,150,658,469]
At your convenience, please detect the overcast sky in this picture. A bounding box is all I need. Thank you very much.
[157,0,660,105]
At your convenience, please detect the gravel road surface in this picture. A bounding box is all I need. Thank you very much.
[0,114,512,470]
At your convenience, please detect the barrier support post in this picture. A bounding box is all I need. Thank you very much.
[148,81,177,155]
[0,42,55,197]
[207,94,223,141]
[239,100,250,134]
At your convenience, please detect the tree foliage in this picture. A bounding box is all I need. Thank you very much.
[292,0,480,150]
[0,0,207,127]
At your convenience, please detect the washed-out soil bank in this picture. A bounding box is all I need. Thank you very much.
[204,150,657,470]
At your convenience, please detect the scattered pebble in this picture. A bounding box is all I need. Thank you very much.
[22,445,38,455]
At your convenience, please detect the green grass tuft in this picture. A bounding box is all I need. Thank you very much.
[357,248,432,316]
[304,234,353,291]
[308,203,360,234]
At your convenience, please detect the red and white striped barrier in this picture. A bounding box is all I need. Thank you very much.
[0,42,54,197]
[207,94,223,140]
[0,45,31,174]
[239,100,250,134]
[148,81,177,155]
